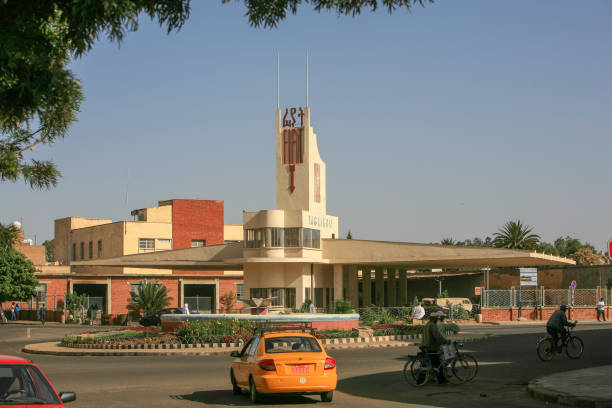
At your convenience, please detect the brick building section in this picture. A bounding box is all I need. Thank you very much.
[172,199,224,249]
[172,199,226,276]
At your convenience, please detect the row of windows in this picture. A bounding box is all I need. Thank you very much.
[72,240,102,261]
[250,288,296,309]
[245,228,320,249]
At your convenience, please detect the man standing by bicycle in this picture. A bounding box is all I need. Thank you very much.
[422,314,451,383]
[546,304,575,353]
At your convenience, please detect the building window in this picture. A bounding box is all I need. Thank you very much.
[302,228,320,249]
[249,287,296,309]
[138,238,155,250]
[72,244,76,261]
[36,284,47,305]
[235,283,244,299]
[97,240,102,257]
[284,228,300,247]
[88,241,93,259]
[245,229,264,248]
[191,240,206,248]
[79,242,84,260]
[269,228,284,247]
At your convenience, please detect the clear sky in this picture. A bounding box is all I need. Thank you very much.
[2,1,611,251]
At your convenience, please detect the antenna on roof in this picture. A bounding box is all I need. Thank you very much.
[305,50,309,108]
[276,53,280,110]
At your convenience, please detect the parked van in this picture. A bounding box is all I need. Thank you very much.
[422,297,473,313]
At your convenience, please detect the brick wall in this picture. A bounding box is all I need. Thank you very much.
[481,306,610,322]
[172,199,224,249]
[110,277,180,315]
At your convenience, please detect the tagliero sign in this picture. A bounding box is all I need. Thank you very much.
[519,268,538,286]
[308,215,333,229]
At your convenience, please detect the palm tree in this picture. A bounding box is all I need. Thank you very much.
[0,223,20,251]
[493,220,540,250]
[129,280,172,316]
[440,238,456,245]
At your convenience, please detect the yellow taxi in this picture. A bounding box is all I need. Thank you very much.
[230,325,337,403]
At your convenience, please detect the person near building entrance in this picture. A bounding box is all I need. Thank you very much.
[411,302,425,321]
[39,304,47,326]
[183,303,190,315]
[597,298,606,322]
[422,314,451,384]
[546,304,575,352]
[10,303,16,321]
[307,299,316,314]
[15,303,20,320]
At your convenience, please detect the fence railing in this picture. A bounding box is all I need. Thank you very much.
[184,296,213,313]
[482,288,609,308]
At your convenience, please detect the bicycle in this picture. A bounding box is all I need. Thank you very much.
[403,341,478,386]
[536,321,583,361]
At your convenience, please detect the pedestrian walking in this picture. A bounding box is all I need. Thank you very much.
[15,303,20,320]
[10,302,16,321]
[39,304,46,326]
[597,298,606,322]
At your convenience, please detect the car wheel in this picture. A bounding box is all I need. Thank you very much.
[249,377,260,403]
[230,370,241,395]
[320,391,333,402]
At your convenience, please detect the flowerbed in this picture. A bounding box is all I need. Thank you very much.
[371,323,460,336]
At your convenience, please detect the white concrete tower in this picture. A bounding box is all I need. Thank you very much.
[275,107,327,216]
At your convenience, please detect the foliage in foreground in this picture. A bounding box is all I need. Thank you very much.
[0,248,38,304]
[128,280,172,316]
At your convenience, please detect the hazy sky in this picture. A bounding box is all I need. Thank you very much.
[2,1,611,251]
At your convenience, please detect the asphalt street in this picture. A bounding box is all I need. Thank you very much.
[1,323,611,407]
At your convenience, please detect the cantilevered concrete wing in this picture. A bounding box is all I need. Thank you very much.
[322,239,575,268]
[73,239,575,270]
[71,242,244,270]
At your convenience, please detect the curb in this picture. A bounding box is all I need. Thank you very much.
[528,382,612,408]
[22,334,490,357]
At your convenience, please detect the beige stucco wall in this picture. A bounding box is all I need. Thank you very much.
[55,217,112,265]
[144,205,172,223]
[223,224,243,241]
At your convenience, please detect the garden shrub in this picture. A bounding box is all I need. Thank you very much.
[360,307,378,326]
[316,329,358,339]
[325,299,352,314]
[378,309,395,324]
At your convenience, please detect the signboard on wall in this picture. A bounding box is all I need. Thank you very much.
[474,286,482,296]
[519,268,538,286]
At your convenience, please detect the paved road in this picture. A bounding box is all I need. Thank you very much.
[1,323,611,407]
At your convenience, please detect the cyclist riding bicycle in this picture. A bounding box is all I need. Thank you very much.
[546,304,575,353]
[422,314,451,383]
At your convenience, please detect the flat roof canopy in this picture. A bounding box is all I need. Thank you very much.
[73,239,574,270]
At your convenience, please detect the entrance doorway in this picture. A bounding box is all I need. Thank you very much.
[184,284,216,313]
[73,283,107,312]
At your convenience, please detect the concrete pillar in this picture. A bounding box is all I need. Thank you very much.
[398,269,407,306]
[347,265,359,310]
[375,267,384,306]
[178,279,184,308]
[333,264,343,300]
[106,278,112,314]
[342,266,349,300]
[387,268,397,307]
[361,265,372,307]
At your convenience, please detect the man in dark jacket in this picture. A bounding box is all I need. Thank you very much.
[422,314,450,383]
[546,305,575,352]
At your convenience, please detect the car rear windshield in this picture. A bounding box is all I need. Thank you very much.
[0,365,61,405]
[265,336,322,353]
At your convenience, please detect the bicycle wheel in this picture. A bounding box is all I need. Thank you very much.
[565,336,584,359]
[455,354,478,381]
[537,338,554,361]
[449,355,477,384]
[404,356,431,386]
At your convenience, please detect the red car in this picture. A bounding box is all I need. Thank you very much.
[0,355,76,407]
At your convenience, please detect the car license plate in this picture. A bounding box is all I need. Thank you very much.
[292,365,310,374]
